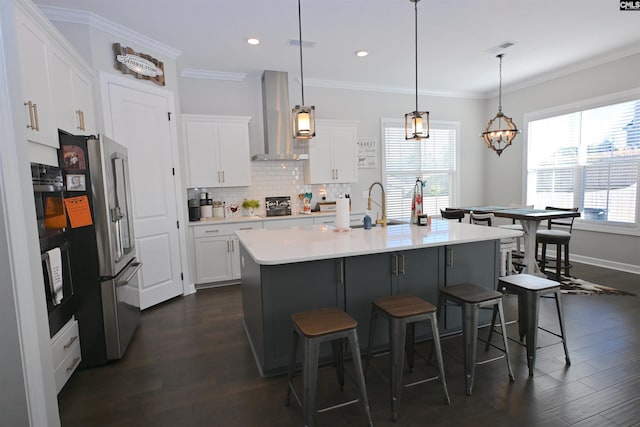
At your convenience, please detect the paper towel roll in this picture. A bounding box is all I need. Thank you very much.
[335,198,350,231]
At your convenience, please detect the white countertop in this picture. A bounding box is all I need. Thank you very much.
[235,219,523,265]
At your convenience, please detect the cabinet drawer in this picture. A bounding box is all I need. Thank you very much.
[54,341,81,393]
[193,221,261,238]
[51,318,80,368]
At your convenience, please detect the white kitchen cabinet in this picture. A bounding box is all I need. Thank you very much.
[305,120,358,184]
[193,221,261,285]
[14,6,57,148]
[51,318,81,394]
[48,45,96,136]
[313,213,364,227]
[183,115,251,188]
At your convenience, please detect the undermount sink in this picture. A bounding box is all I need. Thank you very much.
[351,219,408,229]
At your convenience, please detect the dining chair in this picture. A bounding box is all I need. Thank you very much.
[535,206,579,281]
[440,208,465,222]
[470,211,515,276]
[499,204,534,271]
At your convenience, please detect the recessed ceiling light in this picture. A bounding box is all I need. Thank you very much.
[355,50,368,57]
[247,38,260,45]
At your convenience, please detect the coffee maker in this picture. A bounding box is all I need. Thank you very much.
[188,198,200,221]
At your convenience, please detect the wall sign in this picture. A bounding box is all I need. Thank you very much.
[113,43,165,86]
[357,137,377,168]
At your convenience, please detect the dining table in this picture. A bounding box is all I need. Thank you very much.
[457,206,581,276]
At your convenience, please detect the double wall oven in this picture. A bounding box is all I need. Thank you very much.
[32,162,74,338]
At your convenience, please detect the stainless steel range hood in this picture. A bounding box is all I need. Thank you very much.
[252,70,309,161]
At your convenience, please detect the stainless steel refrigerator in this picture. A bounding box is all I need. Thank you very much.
[59,131,141,367]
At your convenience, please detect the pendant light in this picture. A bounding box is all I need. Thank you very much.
[481,54,520,156]
[405,0,429,140]
[292,0,315,140]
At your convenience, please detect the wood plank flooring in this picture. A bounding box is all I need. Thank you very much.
[58,263,640,426]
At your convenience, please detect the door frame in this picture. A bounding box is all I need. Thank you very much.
[98,71,193,296]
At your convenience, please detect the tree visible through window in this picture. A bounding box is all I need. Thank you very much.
[527,99,640,226]
[382,119,458,219]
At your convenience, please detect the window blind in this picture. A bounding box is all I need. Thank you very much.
[382,120,457,219]
[527,99,640,225]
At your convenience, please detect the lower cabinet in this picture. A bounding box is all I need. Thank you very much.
[51,318,81,394]
[193,222,261,285]
[344,247,441,352]
[441,240,499,333]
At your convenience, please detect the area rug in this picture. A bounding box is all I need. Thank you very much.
[558,275,636,296]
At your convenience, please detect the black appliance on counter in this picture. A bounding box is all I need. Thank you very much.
[265,196,291,216]
[58,131,142,368]
[31,163,75,338]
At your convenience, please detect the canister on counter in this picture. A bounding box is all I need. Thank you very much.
[213,201,225,218]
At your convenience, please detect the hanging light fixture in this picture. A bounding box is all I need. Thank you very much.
[292,0,315,140]
[405,0,429,140]
[481,53,520,156]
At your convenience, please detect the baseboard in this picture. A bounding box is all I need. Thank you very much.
[571,254,640,275]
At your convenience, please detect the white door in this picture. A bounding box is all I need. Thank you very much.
[101,75,184,309]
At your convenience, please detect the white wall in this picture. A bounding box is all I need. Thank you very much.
[484,52,640,269]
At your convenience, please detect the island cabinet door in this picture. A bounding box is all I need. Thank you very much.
[442,240,500,333]
[260,259,341,374]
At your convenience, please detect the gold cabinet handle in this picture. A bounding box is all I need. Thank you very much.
[63,335,78,349]
[80,110,86,130]
[24,101,35,129]
[66,357,81,373]
[32,103,39,131]
[76,109,86,131]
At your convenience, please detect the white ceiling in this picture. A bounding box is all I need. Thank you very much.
[34,0,640,98]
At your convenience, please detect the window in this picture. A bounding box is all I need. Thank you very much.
[382,119,458,219]
[527,98,640,229]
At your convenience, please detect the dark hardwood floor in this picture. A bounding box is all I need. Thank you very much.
[58,263,640,426]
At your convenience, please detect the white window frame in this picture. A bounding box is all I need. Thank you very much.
[380,118,460,220]
[524,88,640,236]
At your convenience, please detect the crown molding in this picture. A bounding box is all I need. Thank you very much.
[302,78,483,99]
[37,5,181,60]
[181,69,247,81]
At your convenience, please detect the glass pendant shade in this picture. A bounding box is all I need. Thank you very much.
[482,111,518,156]
[405,110,429,140]
[292,105,315,139]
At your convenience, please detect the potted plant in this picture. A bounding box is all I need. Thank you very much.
[242,198,260,216]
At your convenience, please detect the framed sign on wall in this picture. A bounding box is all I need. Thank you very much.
[113,43,165,86]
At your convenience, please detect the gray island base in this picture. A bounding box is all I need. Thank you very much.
[236,220,522,376]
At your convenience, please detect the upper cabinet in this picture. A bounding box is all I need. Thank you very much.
[14,1,96,149]
[182,114,251,188]
[304,120,358,184]
[14,6,57,147]
[48,45,96,136]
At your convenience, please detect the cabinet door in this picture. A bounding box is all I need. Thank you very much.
[72,70,95,135]
[230,236,241,280]
[194,236,233,284]
[331,125,358,183]
[344,252,394,352]
[442,240,499,332]
[305,130,334,183]
[48,47,76,134]
[15,9,57,147]
[217,121,251,187]
[184,120,219,188]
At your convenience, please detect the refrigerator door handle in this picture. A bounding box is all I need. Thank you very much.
[116,262,142,288]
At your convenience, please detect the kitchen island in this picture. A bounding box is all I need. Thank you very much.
[236,220,522,376]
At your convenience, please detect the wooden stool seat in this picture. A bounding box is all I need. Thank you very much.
[439,283,514,396]
[373,295,437,318]
[286,307,372,426]
[489,274,571,376]
[440,283,503,304]
[365,295,449,421]
[292,307,357,337]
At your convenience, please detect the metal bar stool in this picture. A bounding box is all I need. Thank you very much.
[439,283,514,396]
[364,295,450,421]
[285,307,373,427]
[488,274,570,376]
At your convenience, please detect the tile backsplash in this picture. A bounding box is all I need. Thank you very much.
[187,162,351,216]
